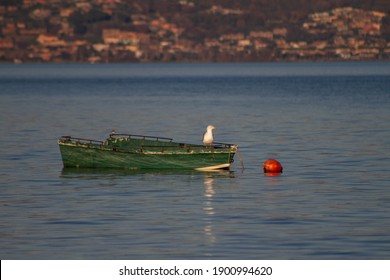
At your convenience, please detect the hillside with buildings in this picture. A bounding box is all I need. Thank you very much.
[1,0,390,63]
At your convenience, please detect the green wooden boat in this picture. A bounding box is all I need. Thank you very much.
[58,132,237,171]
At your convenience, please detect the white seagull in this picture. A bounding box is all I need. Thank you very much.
[203,125,216,146]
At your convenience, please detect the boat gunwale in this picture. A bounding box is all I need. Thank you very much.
[58,135,237,155]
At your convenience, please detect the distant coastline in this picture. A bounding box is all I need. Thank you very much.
[1,1,389,63]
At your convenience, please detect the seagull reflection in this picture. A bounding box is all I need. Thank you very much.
[203,175,216,245]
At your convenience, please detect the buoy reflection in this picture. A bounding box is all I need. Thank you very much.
[264,172,282,177]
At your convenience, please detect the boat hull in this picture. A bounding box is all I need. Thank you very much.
[58,137,236,171]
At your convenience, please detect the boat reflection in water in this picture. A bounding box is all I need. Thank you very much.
[60,167,234,178]
[203,175,217,246]
[60,167,234,256]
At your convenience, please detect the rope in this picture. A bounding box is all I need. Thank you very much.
[235,147,245,171]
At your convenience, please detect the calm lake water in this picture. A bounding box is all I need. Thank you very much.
[0,62,389,259]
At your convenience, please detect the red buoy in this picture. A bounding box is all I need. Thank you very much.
[263,159,283,174]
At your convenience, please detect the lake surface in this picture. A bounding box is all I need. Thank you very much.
[0,62,389,259]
